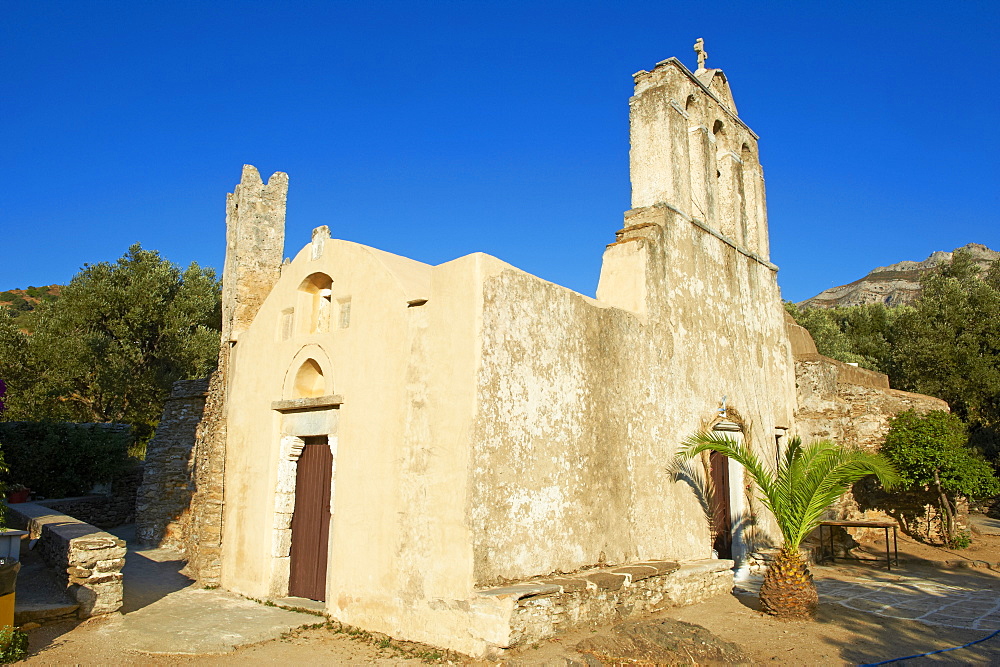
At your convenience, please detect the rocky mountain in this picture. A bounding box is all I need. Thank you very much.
[798,243,999,309]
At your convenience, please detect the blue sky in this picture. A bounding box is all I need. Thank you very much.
[3,1,998,303]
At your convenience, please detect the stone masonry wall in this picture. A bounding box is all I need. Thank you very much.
[794,353,947,452]
[8,502,126,617]
[788,320,957,542]
[490,559,734,649]
[135,378,209,548]
[181,365,227,583]
[848,479,968,544]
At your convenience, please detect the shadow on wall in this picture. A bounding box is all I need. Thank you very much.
[668,458,777,558]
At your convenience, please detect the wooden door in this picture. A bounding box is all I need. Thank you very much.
[289,436,332,601]
[709,450,733,559]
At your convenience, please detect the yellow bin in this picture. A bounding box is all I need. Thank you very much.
[0,558,20,629]
[0,591,13,628]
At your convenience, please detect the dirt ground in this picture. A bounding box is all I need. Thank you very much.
[20,531,1000,665]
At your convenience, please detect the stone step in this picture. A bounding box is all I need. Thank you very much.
[15,600,79,625]
[270,596,326,615]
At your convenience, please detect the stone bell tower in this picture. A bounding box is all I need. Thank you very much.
[598,41,775,319]
[627,41,768,259]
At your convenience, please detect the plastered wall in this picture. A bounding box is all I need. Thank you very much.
[469,204,796,585]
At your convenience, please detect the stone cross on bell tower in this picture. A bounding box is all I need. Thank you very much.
[694,37,708,72]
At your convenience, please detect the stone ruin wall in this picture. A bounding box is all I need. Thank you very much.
[181,363,228,582]
[181,166,287,584]
[134,378,209,549]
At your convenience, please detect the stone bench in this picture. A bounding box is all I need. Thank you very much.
[6,502,125,617]
[477,558,734,647]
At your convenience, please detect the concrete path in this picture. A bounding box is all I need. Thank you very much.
[107,525,317,654]
[25,525,319,655]
[970,513,1000,536]
[92,586,318,655]
[737,570,1000,631]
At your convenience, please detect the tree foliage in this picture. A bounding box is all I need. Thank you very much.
[0,422,134,499]
[892,254,1000,426]
[881,410,999,499]
[881,410,1000,540]
[0,244,221,431]
[784,301,907,374]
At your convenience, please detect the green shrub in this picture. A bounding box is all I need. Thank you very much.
[0,624,28,662]
[948,530,972,550]
[0,422,134,499]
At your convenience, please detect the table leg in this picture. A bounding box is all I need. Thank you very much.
[885,526,892,572]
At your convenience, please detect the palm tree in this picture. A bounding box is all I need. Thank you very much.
[678,432,900,619]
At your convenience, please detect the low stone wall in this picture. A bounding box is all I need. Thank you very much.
[848,480,968,543]
[36,465,144,530]
[7,502,126,617]
[479,559,734,648]
[794,354,948,452]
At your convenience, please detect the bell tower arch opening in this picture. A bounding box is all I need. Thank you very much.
[297,273,333,334]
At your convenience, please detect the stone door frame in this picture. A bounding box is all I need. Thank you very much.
[268,405,340,600]
[711,419,749,569]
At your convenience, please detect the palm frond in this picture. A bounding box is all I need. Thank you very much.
[676,432,900,552]
[679,431,775,505]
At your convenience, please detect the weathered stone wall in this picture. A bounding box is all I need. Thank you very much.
[135,378,208,548]
[794,353,946,452]
[847,479,968,544]
[183,166,287,584]
[8,502,126,617]
[182,364,227,582]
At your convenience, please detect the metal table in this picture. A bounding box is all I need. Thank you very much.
[818,520,898,570]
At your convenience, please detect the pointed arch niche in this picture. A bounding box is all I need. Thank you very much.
[293,359,326,398]
[269,348,342,600]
